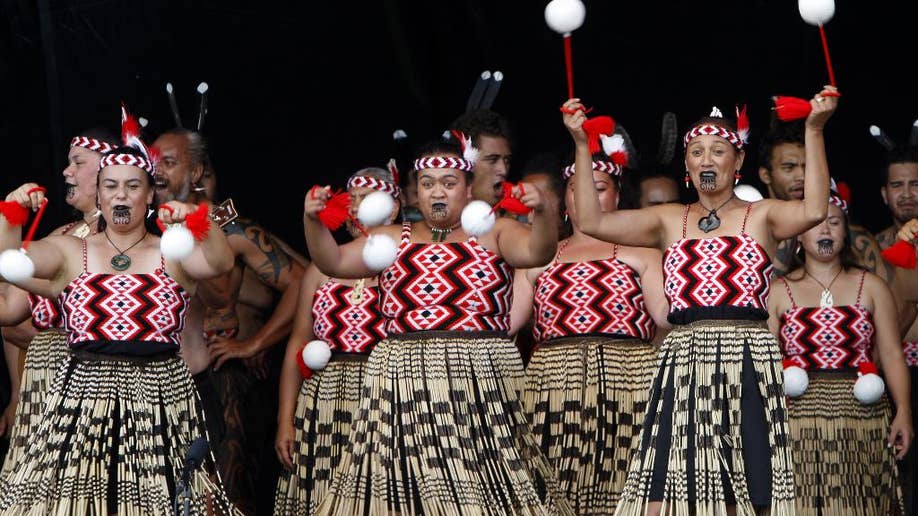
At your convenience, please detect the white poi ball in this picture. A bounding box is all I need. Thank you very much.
[301,340,331,371]
[544,0,586,34]
[160,225,195,260]
[0,248,35,282]
[853,372,885,404]
[357,191,396,228]
[783,366,809,397]
[734,184,764,202]
[461,200,496,237]
[798,0,835,26]
[362,234,398,271]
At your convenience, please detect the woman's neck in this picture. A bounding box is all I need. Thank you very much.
[697,190,736,210]
[804,256,842,280]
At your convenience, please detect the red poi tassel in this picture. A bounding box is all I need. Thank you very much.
[582,116,615,155]
[773,96,812,122]
[316,190,351,231]
[881,239,917,269]
[184,202,211,241]
[295,345,312,379]
[492,182,531,216]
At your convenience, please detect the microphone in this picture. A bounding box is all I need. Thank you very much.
[182,437,209,480]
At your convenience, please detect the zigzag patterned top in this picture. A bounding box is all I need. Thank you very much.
[533,243,654,342]
[663,204,773,324]
[312,280,386,354]
[379,222,513,334]
[29,293,62,330]
[779,272,874,370]
[903,341,918,368]
[60,241,189,355]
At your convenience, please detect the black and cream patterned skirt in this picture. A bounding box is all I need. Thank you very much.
[615,320,795,516]
[274,354,368,515]
[0,351,240,515]
[314,331,574,515]
[788,371,902,515]
[523,336,657,514]
[0,328,70,476]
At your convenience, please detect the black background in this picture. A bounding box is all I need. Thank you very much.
[2,0,916,251]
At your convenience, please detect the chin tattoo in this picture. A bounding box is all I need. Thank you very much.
[699,171,717,191]
[112,205,131,225]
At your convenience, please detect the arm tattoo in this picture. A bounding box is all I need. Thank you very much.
[849,225,893,282]
[224,218,292,286]
[772,238,796,278]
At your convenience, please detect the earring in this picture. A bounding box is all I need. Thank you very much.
[734,171,741,185]
[684,172,691,189]
[563,210,569,222]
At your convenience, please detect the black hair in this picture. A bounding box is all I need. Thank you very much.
[413,138,473,183]
[757,121,804,171]
[449,109,514,150]
[881,146,918,185]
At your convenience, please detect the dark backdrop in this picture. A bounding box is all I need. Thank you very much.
[2,0,916,251]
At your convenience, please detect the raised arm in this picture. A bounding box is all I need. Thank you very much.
[765,86,838,241]
[275,264,321,471]
[302,186,382,279]
[562,100,665,248]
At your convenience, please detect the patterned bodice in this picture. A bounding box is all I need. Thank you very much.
[379,222,513,334]
[663,204,772,324]
[904,341,918,368]
[60,241,189,355]
[29,294,62,330]
[779,272,875,370]
[312,280,386,354]
[533,244,654,342]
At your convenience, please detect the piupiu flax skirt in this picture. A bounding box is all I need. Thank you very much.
[0,351,240,516]
[615,320,795,516]
[788,371,903,516]
[523,336,657,514]
[314,331,574,515]
[274,354,369,516]
[1,328,70,477]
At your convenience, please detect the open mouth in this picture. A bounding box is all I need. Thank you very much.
[154,176,168,190]
[112,205,131,225]
[65,182,76,200]
[430,202,447,220]
[817,238,834,255]
[699,171,716,191]
[787,186,804,200]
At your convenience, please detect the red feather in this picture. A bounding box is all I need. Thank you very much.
[610,151,628,167]
[120,102,141,143]
[773,96,812,122]
[582,116,615,155]
[495,182,531,215]
[736,104,750,144]
[881,240,917,269]
[317,191,351,231]
[0,201,30,226]
[835,181,851,204]
[185,202,211,241]
[858,361,879,376]
[296,345,313,379]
